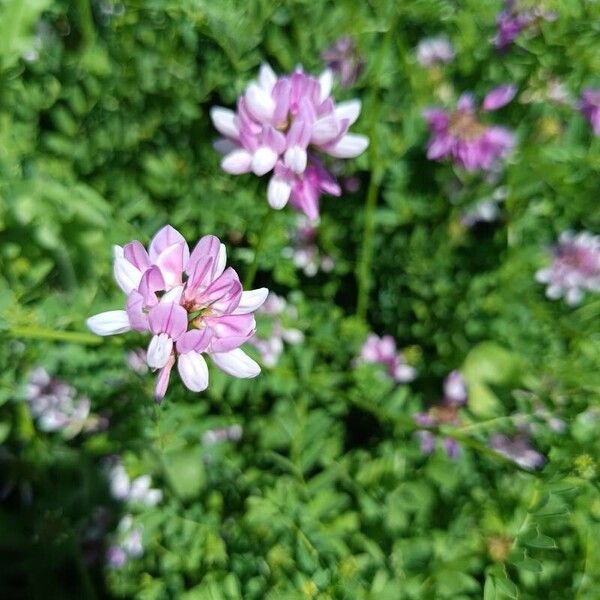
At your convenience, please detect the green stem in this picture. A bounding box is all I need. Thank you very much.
[355,18,396,320]
[244,209,272,289]
[8,326,102,345]
[75,0,95,47]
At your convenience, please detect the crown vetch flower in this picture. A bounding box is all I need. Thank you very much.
[424,88,516,171]
[87,225,268,401]
[490,434,545,470]
[494,0,557,51]
[415,36,455,67]
[579,89,600,135]
[358,334,416,383]
[210,63,368,220]
[535,231,600,305]
[321,36,364,88]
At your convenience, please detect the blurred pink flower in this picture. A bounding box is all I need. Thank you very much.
[321,36,364,87]
[490,434,545,470]
[535,231,600,306]
[414,370,468,459]
[210,63,367,219]
[87,225,268,401]
[424,89,516,171]
[579,89,600,135]
[494,0,557,52]
[358,334,416,383]
[415,36,455,67]
[107,515,143,569]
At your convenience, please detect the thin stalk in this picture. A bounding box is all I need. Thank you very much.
[244,209,272,289]
[75,0,96,47]
[355,17,396,319]
[9,326,102,345]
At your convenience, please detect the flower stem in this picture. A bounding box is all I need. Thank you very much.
[244,209,272,289]
[75,0,96,47]
[9,326,103,345]
[355,17,396,320]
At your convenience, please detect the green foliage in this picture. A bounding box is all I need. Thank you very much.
[1,0,600,599]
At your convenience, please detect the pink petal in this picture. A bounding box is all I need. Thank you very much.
[148,225,189,263]
[245,83,276,122]
[176,328,213,354]
[155,355,175,402]
[483,85,517,111]
[126,291,149,332]
[187,235,226,280]
[123,240,151,271]
[148,302,188,339]
[155,242,186,288]
[113,246,142,294]
[138,266,165,306]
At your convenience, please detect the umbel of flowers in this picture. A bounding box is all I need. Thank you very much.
[424,85,516,171]
[87,226,268,401]
[210,63,368,220]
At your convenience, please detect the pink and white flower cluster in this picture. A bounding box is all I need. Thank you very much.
[535,231,600,305]
[282,216,335,277]
[415,36,455,67]
[248,292,304,368]
[25,367,106,437]
[210,63,368,220]
[86,225,268,401]
[414,370,468,459]
[424,86,517,171]
[494,0,557,52]
[357,334,417,383]
[106,515,144,569]
[106,458,163,507]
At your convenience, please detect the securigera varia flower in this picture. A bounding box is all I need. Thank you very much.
[87,226,268,401]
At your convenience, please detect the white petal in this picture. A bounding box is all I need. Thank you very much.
[211,348,261,378]
[87,310,131,336]
[326,133,369,158]
[311,116,340,146]
[233,288,269,314]
[334,99,362,125]
[251,146,278,176]
[284,145,307,174]
[222,149,253,174]
[258,62,277,93]
[147,333,173,369]
[113,252,142,294]
[160,285,184,304]
[177,352,209,392]
[318,69,333,102]
[210,107,239,139]
[267,176,292,209]
[245,83,275,122]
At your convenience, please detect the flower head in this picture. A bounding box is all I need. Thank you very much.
[424,88,516,171]
[415,36,455,67]
[535,231,600,305]
[358,334,416,383]
[211,63,368,219]
[321,36,364,87]
[87,225,268,401]
[490,434,545,470]
[579,89,600,135]
[106,458,162,507]
[494,1,557,52]
[414,370,468,458]
[107,515,143,569]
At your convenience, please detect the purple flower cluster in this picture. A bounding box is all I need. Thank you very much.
[248,293,304,368]
[490,434,545,470]
[535,231,600,305]
[358,334,416,383]
[211,63,368,220]
[282,216,335,277]
[579,89,600,135]
[415,371,468,459]
[494,0,557,52]
[87,225,268,401]
[25,367,105,437]
[321,36,364,88]
[424,87,516,171]
[415,36,455,67]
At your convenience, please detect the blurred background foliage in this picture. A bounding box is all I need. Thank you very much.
[1,0,600,598]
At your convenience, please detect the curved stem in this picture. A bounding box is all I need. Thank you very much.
[244,209,272,289]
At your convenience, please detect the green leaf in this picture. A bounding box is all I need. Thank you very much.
[513,557,543,573]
